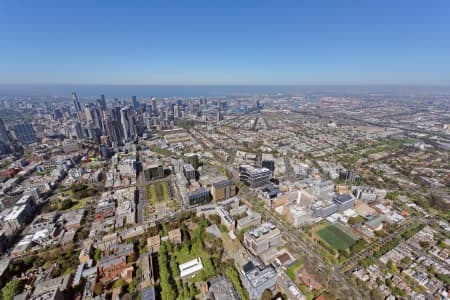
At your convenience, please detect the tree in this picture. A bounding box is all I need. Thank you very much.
[428,265,436,276]
[158,242,176,300]
[437,273,450,285]
[128,279,138,293]
[94,249,102,262]
[23,255,36,267]
[419,240,430,249]
[1,279,22,300]
[225,266,249,300]
[348,216,364,225]
[113,279,126,288]
[369,288,384,300]
[93,282,104,296]
[260,289,272,300]
[385,278,393,288]
[127,252,137,264]
[400,256,412,267]
[386,191,399,201]
[386,259,398,274]
[339,249,350,258]
[148,226,159,236]
[61,198,73,210]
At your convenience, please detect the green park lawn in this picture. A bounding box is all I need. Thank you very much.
[316,225,357,250]
[147,181,170,205]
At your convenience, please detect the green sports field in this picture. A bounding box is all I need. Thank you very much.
[316,224,357,250]
[147,181,171,205]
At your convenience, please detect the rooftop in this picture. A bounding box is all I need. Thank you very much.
[242,261,277,288]
[179,257,203,278]
[212,179,234,188]
[183,164,195,172]
[247,222,277,239]
[240,165,271,175]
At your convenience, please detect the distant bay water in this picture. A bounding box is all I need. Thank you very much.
[0,84,449,98]
[0,84,308,98]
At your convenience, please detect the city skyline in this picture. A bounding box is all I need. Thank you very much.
[1,1,450,85]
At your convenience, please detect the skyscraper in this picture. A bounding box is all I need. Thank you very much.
[120,107,136,142]
[91,107,103,131]
[84,106,94,123]
[217,110,224,123]
[151,97,158,115]
[174,105,182,119]
[72,92,82,112]
[132,96,138,109]
[103,111,123,145]
[0,119,10,145]
[100,94,107,110]
[12,123,38,145]
[74,122,84,140]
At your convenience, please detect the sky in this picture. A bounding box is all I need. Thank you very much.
[0,0,450,85]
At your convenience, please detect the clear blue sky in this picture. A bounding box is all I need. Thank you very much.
[1,0,449,85]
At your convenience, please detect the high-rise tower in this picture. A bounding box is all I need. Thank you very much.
[72,92,82,112]
[0,119,10,145]
[120,107,136,142]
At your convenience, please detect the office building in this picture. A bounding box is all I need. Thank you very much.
[120,107,136,142]
[73,122,84,140]
[241,261,277,300]
[243,222,281,256]
[32,274,71,299]
[211,179,236,201]
[261,159,275,172]
[312,194,356,218]
[183,163,196,181]
[12,123,38,145]
[239,165,272,188]
[237,212,262,231]
[98,256,127,283]
[104,115,124,146]
[132,96,138,108]
[353,186,378,202]
[72,91,82,112]
[2,196,36,235]
[333,194,356,211]
[143,163,164,181]
[209,276,240,300]
[99,94,107,110]
[216,111,224,123]
[151,97,158,114]
[84,107,94,123]
[216,206,235,230]
[0,119,10,145]
[188,188,211,206]
[338,169,360,183]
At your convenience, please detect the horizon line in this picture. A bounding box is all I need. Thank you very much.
[1,83,450,87]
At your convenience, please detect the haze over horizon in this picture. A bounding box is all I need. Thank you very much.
[1,0,450,86]
[2,84,450,98]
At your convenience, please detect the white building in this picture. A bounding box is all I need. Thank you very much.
[179,257,203,278]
